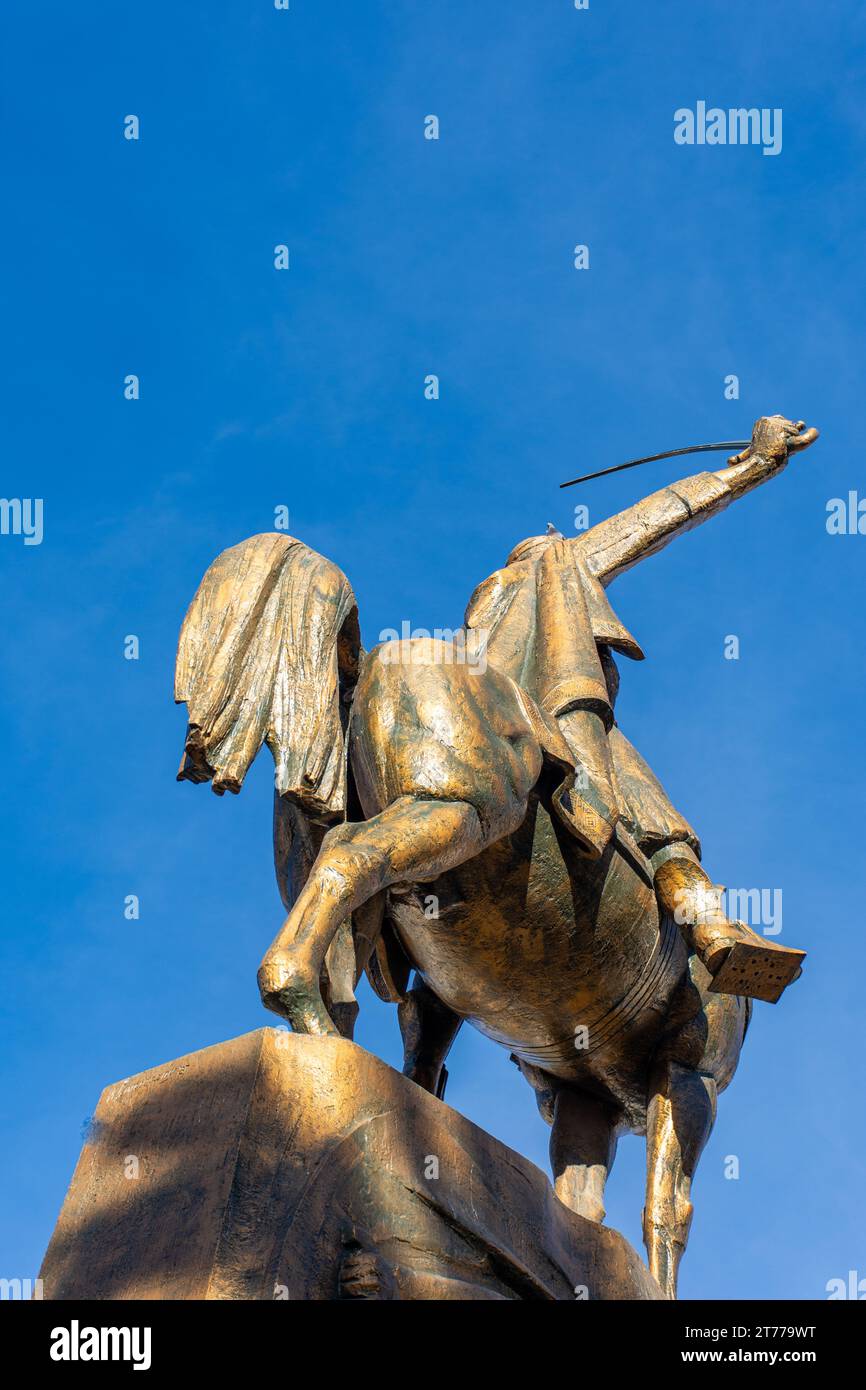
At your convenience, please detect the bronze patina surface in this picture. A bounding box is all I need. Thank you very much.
[173,414,817,1298]
[39,1030,662,1301]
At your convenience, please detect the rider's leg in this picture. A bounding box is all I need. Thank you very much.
[549,1086,619,1223]
[643,1058,716,1299]
[398,977,462,1099]
[652,849,805,1004]
[258,796,492,1035]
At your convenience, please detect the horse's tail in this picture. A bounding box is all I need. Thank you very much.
[175,532,361,823]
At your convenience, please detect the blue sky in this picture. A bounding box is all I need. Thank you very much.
[2,0,865,1299]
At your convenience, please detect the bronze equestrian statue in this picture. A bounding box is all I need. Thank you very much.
[174,413,817,1298]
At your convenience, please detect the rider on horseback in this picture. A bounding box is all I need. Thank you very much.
[462,414,814,1004]
[177,413,815,1021]
[174,413,817,1298]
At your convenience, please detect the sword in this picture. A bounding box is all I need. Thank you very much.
[559,441,750,489]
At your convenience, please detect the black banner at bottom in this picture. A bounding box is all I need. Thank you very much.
[4,1297,862,1375]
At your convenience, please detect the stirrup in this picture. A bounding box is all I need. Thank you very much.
[708,933,805,1004]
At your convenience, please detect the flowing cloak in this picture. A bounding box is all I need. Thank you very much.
[175,533,360,822]
[464,538,699,860]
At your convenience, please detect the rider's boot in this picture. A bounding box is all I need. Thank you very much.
[652,853,805,1004]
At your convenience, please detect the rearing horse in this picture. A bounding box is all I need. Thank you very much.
[175,414,817,1298]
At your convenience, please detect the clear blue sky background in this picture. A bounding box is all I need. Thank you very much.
[2,0,864,1300]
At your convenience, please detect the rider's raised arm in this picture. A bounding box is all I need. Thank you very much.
[574,468,733,584]
[574,415,818,585]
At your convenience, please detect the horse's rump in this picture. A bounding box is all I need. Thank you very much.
[349,637,570,842]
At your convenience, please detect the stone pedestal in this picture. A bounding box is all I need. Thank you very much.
[40,1029,660,1300]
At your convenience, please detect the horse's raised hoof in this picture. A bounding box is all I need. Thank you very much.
[707,931,805,1004]
[257,957,339,1036]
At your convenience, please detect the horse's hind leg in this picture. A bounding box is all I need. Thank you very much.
[258,796,486,1035]
[550,1086,619,1224]
[399,977,462,1099]
[643,1060,717,1299]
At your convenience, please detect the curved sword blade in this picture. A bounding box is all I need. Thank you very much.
[559,441,750,489]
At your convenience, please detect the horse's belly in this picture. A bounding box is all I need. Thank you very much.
[388,801,687,1104]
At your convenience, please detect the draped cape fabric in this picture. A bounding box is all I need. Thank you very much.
[464,539,644,728]
[175,533,360,821]
[464,537,698,858]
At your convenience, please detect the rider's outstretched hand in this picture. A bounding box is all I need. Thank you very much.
[721,415,819,497]
[727,414,819,468]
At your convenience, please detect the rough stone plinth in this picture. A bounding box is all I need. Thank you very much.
[40,1029,661,1301]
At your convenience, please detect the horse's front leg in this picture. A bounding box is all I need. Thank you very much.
[257,796,488,1035]
[643,1060,717,1299]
